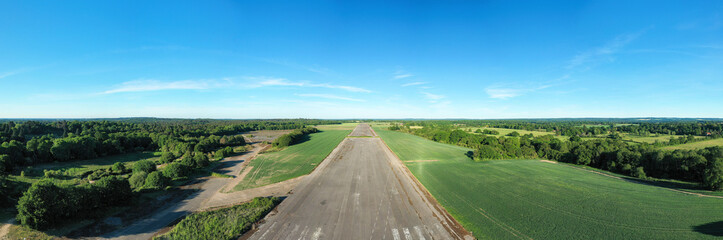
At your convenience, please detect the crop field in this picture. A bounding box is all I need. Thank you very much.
[662,138,723,150]
[314,122,358,130]
[467,127,568,140]
[233,129,351,191]
[376,128,723,239]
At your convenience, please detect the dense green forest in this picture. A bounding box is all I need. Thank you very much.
[389,120,723,191]
[0,118,340,229]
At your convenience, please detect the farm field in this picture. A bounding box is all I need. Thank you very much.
[314,122,358,130]
[662,138,723,150]
[233,129,351,191]
[467,127,568,140]
[375,128,723,239]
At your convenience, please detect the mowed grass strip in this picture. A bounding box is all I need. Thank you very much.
[233,130,351,191]
[314,122,358,130]
[375,128,723,240]
[374,128,472,162]
[662,138,723,150]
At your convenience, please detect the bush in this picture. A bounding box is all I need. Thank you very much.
[194,153,210,168]
[162,163,189,180]
[111,162,127,173]
[16,180,63,229]
[87,169,111,181]
[133,160,156,173]
[144,171,167,189]
[160,152,176,163]
[214,147,234,160]
[129,171,148,189]
[271,127,318,148]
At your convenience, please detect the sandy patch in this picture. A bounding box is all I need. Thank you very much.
[539,160,557,164]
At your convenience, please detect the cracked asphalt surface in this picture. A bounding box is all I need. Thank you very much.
[249,124,470,240]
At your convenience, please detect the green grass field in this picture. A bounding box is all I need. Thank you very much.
[314,122,359,130]
[233,130,351,191]
[467,127,568,140]
[375,128,723,239]
[662,138,723,150]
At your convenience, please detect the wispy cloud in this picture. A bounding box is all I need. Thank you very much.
[402,81,426,87]
[421,92,445,100]
[484,76,564,100]
[567,32,642,69]
[251,77,371,93]
[393,70,413,79]
[0,68,31,79]
[296,93,365,102]
[102,79,225,94]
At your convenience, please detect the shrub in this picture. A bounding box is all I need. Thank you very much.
[129,171,148,189]
[133,160,156,173]
[160,152,176,163]
[194,153,210,168]
[154,197,281,240]
[111,162,127,173]
[144,171,167,189]
[162,163,189,180]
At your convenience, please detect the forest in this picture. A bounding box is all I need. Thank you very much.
[0,118,339,229]
[389,120,723,191]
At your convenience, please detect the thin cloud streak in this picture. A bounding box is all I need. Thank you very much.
[402,82,426,87]
[253,77,372,93]
[296,93,365,102]
[421,92,444,100]
[102,79,224,94]
[567,32,642,69]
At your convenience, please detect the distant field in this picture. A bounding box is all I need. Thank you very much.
[314,122,358,130]
[468,127,568,140]
[376,128,723,240]
[374,128,471,161]
[233,130,350,191]
[622,134,706,144]
[662,138,723,150]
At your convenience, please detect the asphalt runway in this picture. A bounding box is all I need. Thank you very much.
[348,123,376,136]
[249,124,470,240]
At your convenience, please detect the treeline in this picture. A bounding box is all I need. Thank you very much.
[0,119,339,175]
[272,127,319,148]
[392,119,723,138]
[390,124,723,190]
[17,176,132,229]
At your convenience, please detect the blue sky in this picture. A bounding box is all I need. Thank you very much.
[1,0,722,119]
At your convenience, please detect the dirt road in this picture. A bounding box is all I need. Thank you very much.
[103,143,274,240]
[249,124,472,240]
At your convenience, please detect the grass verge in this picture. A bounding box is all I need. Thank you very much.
[153,197,281,240]
[233,130,350,191]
